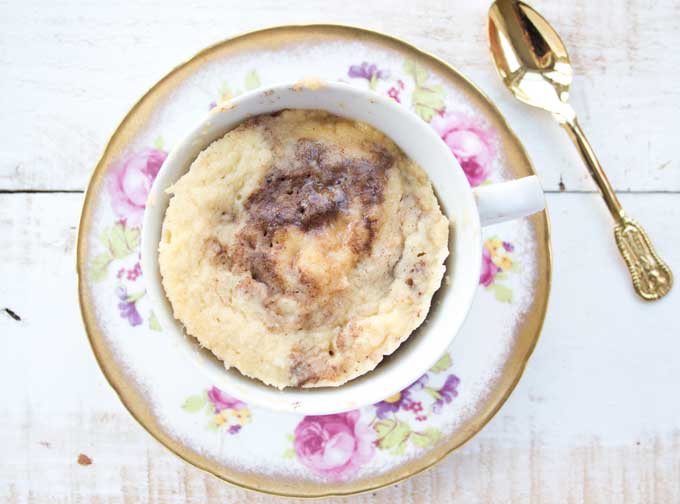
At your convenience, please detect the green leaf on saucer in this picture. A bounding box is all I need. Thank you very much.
[149,311,162,332]
[430,352,452,373]
[412,87,446,122]
[377,420,411,451]
[244,69,261,91]
[100,222,140,259]
[152,136,164,150]
[374,418,396,440]
[410,428,442,448]
[403,60,429,86]
[424,388,443,400]
[493,283,513,303]
[282,448,296,459]
[126,290,145,303]
[182,394,207,413]
[391,437,409,456]
[404,60,446,121]
[91,252,112,282]
[413,85,444,108]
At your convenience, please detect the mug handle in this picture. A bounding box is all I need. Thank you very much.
[472,175,545,227]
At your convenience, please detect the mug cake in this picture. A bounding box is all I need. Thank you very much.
[158,109,449,389]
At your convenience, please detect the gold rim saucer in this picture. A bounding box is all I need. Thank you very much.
[76,24,551,498]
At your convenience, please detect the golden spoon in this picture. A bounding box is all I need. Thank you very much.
[488,0,673,301]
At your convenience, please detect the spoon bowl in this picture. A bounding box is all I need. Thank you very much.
[489,0,573,116]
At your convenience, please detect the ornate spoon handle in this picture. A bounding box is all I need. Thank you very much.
[558,110,673,301]
[614,218,673,301]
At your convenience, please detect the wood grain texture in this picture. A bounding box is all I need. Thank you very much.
[0,0,679,192]
[2,0,680,501]
[1,192,679,502]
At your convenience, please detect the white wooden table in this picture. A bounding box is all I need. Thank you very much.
[2,1,679,502]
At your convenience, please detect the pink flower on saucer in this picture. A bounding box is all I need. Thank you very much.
[294,410,375,480]
[431,112,496,187]
[207,386,246,413]
[480,246,500,287]
[107,148,166,227]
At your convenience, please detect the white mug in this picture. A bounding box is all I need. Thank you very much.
[142,82,545,415]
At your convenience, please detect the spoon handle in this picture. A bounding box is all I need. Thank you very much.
[559,114,673,301]
[561,116,625,222]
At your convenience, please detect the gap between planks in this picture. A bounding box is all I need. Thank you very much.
[0,189,84,194]
[1,189,679,195]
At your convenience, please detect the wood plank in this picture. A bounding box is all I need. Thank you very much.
[0,0,678,191]
[1,191,679,502]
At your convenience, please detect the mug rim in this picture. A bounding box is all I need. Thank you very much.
[141,81,483,414]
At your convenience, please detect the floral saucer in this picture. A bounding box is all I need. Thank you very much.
[77,25,551,498]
